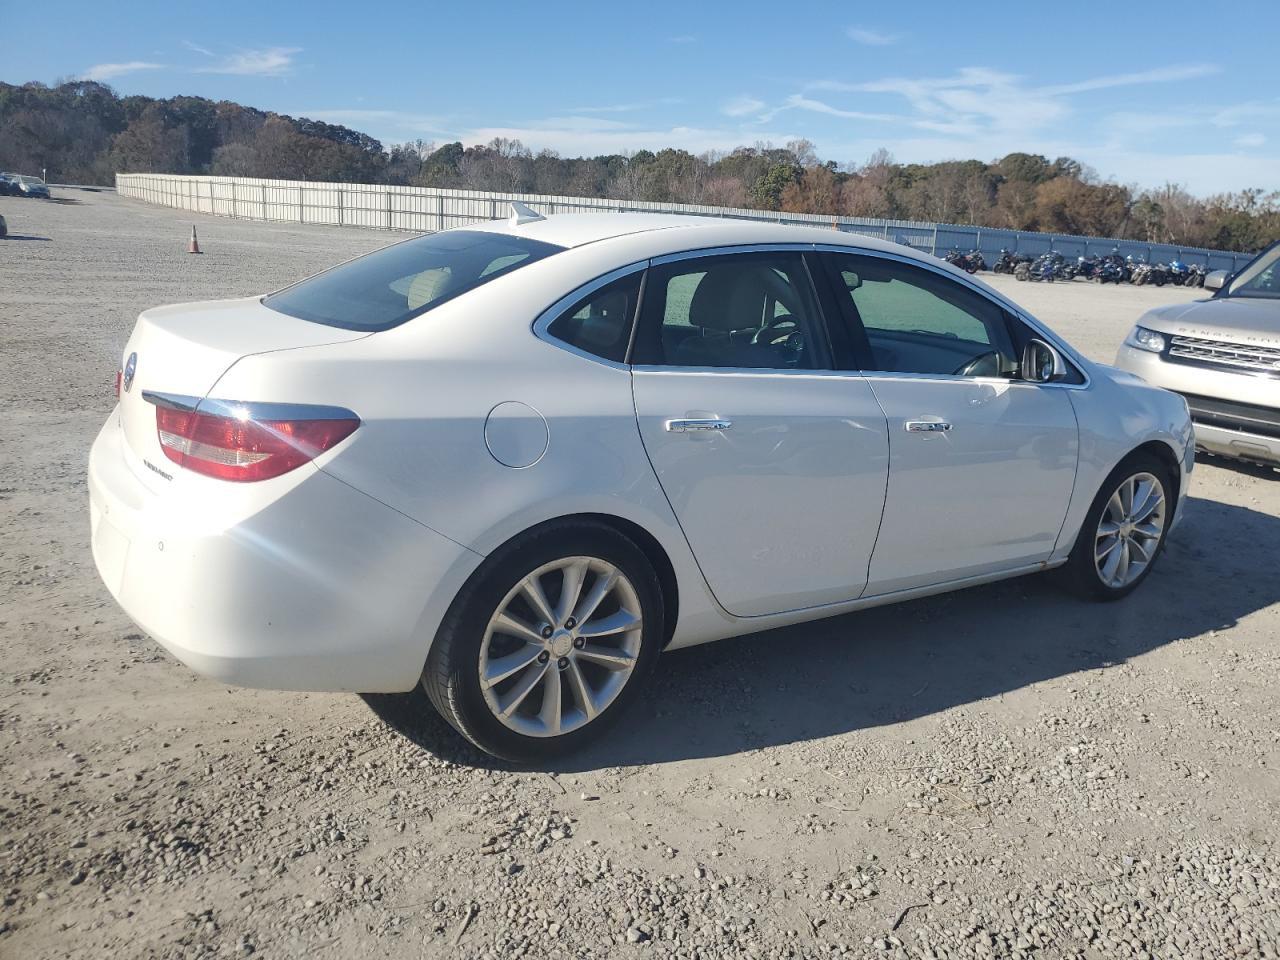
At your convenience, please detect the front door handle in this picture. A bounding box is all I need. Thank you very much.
[665,418,733,433]
[904,420,952,433]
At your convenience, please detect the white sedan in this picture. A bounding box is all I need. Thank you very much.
[89,206,1193,761]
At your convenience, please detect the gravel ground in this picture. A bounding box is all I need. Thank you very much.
[2,190,1278,960]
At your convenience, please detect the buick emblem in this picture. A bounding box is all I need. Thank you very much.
[123,352,137,393]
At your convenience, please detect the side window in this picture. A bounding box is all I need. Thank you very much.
[633,253,827,370]
[826,253,1016,378]
[545,272,642,363]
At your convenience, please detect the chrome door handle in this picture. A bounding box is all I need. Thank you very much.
[904,420,952,433]
[665,418,733,433]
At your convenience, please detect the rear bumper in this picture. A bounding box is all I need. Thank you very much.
[89,411,481,692]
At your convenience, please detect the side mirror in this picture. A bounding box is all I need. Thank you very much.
[1022,338,1066,383]
[1204,269,1228,292]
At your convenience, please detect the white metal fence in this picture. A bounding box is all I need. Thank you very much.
[116,173,1256,273]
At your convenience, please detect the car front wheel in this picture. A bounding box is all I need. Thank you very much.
[1063,453,1173,600]
[422,521,663,762]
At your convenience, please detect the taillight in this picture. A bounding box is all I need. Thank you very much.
[152,400,359,482]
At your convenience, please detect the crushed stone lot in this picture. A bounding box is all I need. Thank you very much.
[2,190,1279,960]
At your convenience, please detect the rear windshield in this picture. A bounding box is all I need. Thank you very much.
[263,230,564,331]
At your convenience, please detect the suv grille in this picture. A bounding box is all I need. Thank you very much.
[1167,335,1280,375]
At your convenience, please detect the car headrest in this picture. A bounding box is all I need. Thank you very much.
[688,265,771,332]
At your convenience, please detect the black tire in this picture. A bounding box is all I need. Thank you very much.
[1060,452,1174,601]
[422,520,664,763]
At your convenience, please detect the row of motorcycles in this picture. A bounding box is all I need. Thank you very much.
[979,249,1209,286]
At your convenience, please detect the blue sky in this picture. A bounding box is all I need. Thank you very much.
[5,0,1275,194]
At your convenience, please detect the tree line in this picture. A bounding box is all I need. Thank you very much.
[3,80,1276,253]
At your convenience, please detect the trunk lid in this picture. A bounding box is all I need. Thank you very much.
[118,296,367,491]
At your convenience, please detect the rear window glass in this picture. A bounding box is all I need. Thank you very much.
[263,230,564,331]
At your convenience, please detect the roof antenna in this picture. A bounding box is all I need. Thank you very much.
[509,201,546,226]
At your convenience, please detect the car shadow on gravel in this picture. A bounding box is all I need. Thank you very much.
[366,495,1280,771]
[1,234,53,242]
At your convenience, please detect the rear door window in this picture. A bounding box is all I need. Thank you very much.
[264,230,564,331]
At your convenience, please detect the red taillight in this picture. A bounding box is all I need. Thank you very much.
[155,406,359,482]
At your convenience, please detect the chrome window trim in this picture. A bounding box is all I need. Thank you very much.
[811,243,1093,391]
[531,261,647,371]
[630,365,874,380]
[142,390,359,421]
[650,242,819,266]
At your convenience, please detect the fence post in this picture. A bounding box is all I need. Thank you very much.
[230,180,238,219]
[299,185,305,223]
[438,193,445,232]
[337,186,343,227]
[387,190,393,230]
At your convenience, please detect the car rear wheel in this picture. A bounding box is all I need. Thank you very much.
[1062,453,1173,600]
[422,521,663,763]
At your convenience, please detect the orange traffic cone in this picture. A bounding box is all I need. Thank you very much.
[188,225,202,254]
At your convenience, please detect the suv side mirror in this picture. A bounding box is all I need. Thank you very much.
[1022,338,1066,383]
[1204,269,1228,292]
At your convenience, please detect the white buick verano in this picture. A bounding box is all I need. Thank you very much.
[90,206,1193,760]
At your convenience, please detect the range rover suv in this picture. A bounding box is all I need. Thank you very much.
[1116,241,1280,468]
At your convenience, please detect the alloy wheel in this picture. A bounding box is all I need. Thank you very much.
[1094,472,1167,589]
[478,557,643,737]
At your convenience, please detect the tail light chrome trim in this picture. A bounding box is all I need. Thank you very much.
[141,391,359,422]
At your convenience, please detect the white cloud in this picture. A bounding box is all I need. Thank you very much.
[79,61,164,82]
[1234,133,1267,148]
[722,95,766,117]
[846,27,898,46]
[1041,63,1220,96]
[300,109,449,137]
[197,47,300,76]
[569,98,683,114]
[182,40,215,57]
[1211,100,1280,128]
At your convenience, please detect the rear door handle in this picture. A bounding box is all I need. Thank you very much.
[665,418,733,433]
[904,420,952,433]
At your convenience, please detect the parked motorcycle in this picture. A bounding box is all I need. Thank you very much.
[1167,260,1190,286]
[992,249,1028,274]
[1185,264,1207,288]
[944,249,986,274]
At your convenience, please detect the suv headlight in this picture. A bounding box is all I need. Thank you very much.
[1126,326,1167,353]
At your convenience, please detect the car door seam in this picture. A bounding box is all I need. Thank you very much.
[860,376,895,593]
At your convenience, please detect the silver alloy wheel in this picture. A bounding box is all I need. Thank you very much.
[1094,471,1167,589]
[478,556,643,737]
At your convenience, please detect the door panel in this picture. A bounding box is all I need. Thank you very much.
[865,376,1078,594]
[632,371,889,617]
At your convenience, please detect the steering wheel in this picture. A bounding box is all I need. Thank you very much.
[952,351,1001,377]
[753,316,799,347]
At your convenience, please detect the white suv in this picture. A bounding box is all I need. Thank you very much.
[1116,241,1280,468]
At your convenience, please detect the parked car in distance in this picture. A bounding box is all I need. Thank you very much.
[89,206,1194,761]
[13,175,50,198]
[1115,240,1280,468]
[0,173,20,196]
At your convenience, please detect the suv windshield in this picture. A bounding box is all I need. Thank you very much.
[264,230,564,331]
[1226,243,1280,300]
